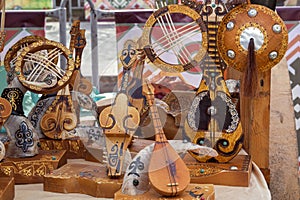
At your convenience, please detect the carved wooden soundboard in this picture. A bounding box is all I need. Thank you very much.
[115,184,215,200]
[44,163,123,198]
[0,150,66,184]
[0,177,14,200]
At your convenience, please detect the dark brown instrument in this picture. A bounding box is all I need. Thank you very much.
[184,1,243,163]
[144,80,190,197]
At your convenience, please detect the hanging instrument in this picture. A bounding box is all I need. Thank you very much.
[184,0,244,163]
[217,2,288,72]
[99,41,140,177]
[139,4,208,73]
[144,80,190,197]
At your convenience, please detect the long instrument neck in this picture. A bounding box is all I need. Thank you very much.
[148,98,167,142]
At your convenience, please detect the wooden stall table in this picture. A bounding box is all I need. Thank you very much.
[12,155,270,200]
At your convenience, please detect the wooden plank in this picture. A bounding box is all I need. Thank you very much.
[225,66,270,173]
[0,150,66,184]
[184,154,252,187]
[269,59,300,199]
[240,70,270,169]
[0,177,14,200]
[114,184,215,200]
[44,163,123,198]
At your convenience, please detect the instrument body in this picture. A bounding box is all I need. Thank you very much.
[99,42,140,177]
[184,0,243,163]
[145,81,190,196]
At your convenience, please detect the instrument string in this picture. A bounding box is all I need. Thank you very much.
[25,49,64,81]
[155,2,186,64]
[155,28,200,58]
[146,80,177,196]
[151,21,199,49]
[212,1,218,146]
[162,1,192,64]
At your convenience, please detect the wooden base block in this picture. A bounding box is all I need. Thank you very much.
[0,177,14,200]
[114,184,215,200]
[184,154,252,187]
[39,138,86,159]
[44,163,123,198]
[0,150,66,184]
[40,138,103,163]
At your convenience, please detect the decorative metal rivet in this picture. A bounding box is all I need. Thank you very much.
[230,166,238,170]
[208,106,217,116]
[269,51,278,60]
[272,24,282,33]
[227,50,235,59]
[133,179,139,186]
[226,21,235,30]
[248,8,258,17]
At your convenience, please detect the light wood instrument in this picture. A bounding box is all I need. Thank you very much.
[99,42,140,177]
[40,85,77,139]
[69,20,93,95]
[144,80,190,197]
[99,69,140,177]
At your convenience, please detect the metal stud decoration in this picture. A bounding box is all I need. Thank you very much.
[217,3,288,72]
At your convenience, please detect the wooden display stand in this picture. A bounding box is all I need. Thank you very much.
[44,163,123,198]
[226,67,270,184]
[184,153,252,187]
[114,184,215,200]
[0,177,14,200]
[0,150,66,184]
[39,138,103,163]
[39,138,86,159]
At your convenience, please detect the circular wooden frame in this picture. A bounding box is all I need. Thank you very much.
[4,35,45,72]
[140,4,208,72]
[15,39,75,94]
[217,4,288,72]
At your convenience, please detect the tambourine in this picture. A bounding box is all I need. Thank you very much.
[15,39,75,94]
[139,4,208,72]
[217,3,288,72]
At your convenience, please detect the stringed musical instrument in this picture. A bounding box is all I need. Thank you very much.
[40,85,77,139]
[184,0,244,163]
[139,4,208,73]
[99,42,140,177]
[39,21,94,139]
[69,20,93,95]
[15,39,75,94]
[144,80,190,197]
